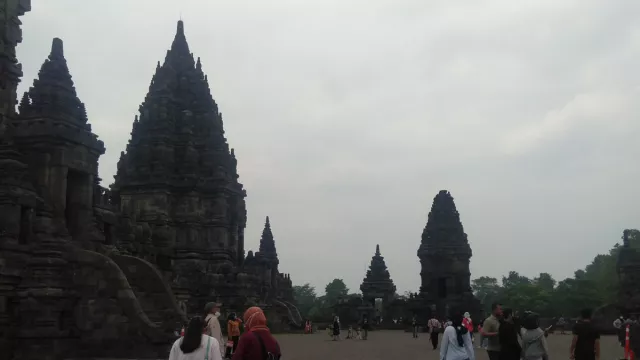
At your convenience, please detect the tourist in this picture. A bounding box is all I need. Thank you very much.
[439,313,475,360]
[570,308,600,360]
[428,315,442,350]
[481,302,502,360]
[462,312,474,345]
[614,315,625,347]
[232,307,281,360]
[361,315,371,340]
[332,316,341,341]
[169,316,223,360]
[520,312,549,360]
[411,315,418,339]
[304,320,311,334]
[477,324,487,349]
[346,325,353,339]
[225,312,242,358]
[204,302,225,358]
[557,315,567,335]
[498,308,521,360]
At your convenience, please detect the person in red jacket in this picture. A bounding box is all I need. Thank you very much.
[232,307,281,360]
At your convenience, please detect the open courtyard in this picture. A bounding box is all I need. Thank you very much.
[275,330,622,360]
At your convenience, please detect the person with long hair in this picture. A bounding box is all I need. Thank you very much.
[439,313,475,360]
[520,311,549,360]
[498,308,522,360]
[232,307,281,360]
[169,316,223,360]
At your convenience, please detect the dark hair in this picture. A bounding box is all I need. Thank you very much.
[491,302,501,311]
[180,316,204,353]
[580,308,592,319]
[502,308,513,319]
[522,312,539,330]
[450,313,469,347]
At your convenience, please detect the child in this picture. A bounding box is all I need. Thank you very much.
[346,326,353,339]
[355,326,362,340]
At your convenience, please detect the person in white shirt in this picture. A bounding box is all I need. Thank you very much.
[169,316,223,360]
[440,313,475,360]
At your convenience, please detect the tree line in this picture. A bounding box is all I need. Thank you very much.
[293,230,639,320]
[472,229,639,317]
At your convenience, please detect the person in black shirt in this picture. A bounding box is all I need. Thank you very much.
[570,308,600,360]
[498,308,522,360]
[412,316,418,339]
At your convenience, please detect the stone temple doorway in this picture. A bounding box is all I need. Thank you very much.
[65,168,88,237]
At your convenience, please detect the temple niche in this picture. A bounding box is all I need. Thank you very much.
[414,190,481,320]
[0,6,300,359]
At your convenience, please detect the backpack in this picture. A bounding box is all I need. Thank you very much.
[252,332,281,360]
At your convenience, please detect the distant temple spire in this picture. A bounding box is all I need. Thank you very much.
[259,216,277,256]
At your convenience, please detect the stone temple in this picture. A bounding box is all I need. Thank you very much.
[359,244,397,321]
[409,190,481,321]
[0,2,299,359]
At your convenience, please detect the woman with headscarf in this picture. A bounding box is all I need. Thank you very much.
[462,312,474,345]
[169,316,223,360]
[231,307,281,360]
[332,316,341,341]
[439,313,475,360]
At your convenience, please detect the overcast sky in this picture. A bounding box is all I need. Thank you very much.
[17,0,640,294]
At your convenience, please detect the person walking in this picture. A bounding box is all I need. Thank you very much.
[412,316,419,339]
[439,313,475,360]
[428,315,442,350]
[169,316,223,360]
[232,307,281,360]
[570,308,600,360]
[332,316,341,341]
[462,312,474,345]
[521,312,549,360]
[498,308,521,360]
[225,312,242,358]
[361,315,370,340]
[204,302,224,358]
[481,302,502,360]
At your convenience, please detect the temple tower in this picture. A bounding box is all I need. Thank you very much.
[256,216,279,295]
[360,244,396,322]
[12,38,105,243]
[111,21,247,311]
[418,190,480,318]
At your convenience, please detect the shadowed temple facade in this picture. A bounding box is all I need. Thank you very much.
[0,2,298,359]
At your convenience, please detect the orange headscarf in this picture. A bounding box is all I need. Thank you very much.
[243,306,269,332]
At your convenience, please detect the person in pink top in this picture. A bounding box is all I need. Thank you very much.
[462,312,475,345]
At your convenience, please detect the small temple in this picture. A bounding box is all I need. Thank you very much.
[359,244,397,322]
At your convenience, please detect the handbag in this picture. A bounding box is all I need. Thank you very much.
[204,336,211,360]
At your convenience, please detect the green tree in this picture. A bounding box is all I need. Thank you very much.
[292,283,317,319]
[472,276,501,313]
[324,278,349,305]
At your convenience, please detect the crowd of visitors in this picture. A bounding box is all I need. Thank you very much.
[170,302,281,360]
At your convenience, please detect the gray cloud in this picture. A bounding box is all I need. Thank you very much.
[17,0,640,294]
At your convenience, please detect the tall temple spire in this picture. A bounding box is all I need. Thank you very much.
[375,244,380,256]
[420,190,468,246]
[19,38,89,127]
[259,216,277,256]
[113,19,238,189]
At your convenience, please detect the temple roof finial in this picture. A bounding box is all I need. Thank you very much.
[177,20,184,36]
[51,38,64,59]
[375,244,380,256]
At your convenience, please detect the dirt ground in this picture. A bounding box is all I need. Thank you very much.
[274,331,623,360]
